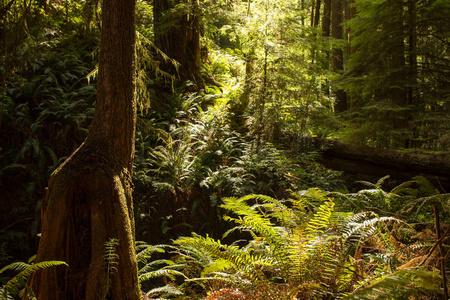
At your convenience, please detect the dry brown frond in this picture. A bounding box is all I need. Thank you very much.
[411,229,435,241]
[205,288,246,300]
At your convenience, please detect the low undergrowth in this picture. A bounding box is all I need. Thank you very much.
[136,178,449,299]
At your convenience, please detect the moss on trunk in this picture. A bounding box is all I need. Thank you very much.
[26,0,141,298]
[28,146,141,299]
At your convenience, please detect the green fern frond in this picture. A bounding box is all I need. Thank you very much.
[413,175,438,196]
[343,213,401,243]
[356,175,390,189]
[86,66,98,85]
[0,262,31,274]
[135,242,166,264]
[174,234,270,280]
[139,259,176,273]
[244,194,298,227]
[389,179,415,195]
[4,260,67,297]
[104,238,119,274]
[221,196,290,253]
[201,259,234,277]
[186,272,247,285]
[296,188,331,207]
[305,201,335,238]
[170,244,215,268]
[102,238,119,299]
[343,269,441,299]
[146,284,184,298]
[0,287,14,300]
[27,255,36,264]
[139,269,187,283]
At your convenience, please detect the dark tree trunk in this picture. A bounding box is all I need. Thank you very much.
[390,0,407,107]
[321,0,332,96]
[344,0,355,107]
[331,0,347,112]
[344,0,356,57]
[26,0,141,299]
[153,0,204,90]
[322,0,331,37]
[314,0,321,26]
[407,0,417,106]
[311,0,321,26]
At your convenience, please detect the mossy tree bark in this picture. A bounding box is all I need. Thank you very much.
[26,0,141,299]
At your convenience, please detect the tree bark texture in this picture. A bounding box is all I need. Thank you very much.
[154,0,205,90]
[26,0,141,299]
[406,0,417,106]
[311,0,321,27]
[322,0,331,37]
[314,0,321,26]
[331,0,347,112]
[344,0,356,57]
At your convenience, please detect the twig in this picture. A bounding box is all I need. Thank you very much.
[416,225,450,268]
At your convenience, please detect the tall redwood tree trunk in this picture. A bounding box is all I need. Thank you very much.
[153,0,204,90]
[26,0,142,299]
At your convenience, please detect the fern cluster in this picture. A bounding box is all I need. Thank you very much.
[0,256,67,299]
[138,185,445,299]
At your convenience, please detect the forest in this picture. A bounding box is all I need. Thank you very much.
[0,0,449,299]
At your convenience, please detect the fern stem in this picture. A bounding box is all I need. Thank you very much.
[433,204,448,299]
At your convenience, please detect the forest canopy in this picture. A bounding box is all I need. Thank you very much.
[0,0,449,299]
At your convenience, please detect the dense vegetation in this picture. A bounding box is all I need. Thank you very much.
[0,0,449,299]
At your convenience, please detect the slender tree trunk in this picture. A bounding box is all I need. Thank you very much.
[390,0,407,107]
[406,0,417,147]
[407,0,417,106]
[314,0,321,27]
[332,0,347,112]
[322,0,331,95]
[311,0,321,27]
[256,2,269,150]
[344,0,356,107]
[256,44,268,150]
[322,0,331,36]
[344,0,356,56]
[231,52,254,132]
[26,0,142,299]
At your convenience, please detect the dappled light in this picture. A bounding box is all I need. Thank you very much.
[1,0,449,299]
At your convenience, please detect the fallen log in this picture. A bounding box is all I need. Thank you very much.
[275,132,450,191]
